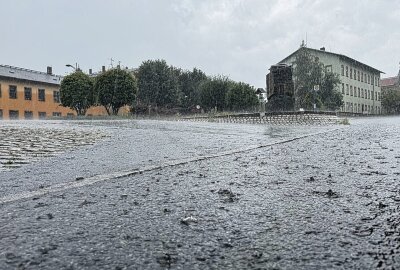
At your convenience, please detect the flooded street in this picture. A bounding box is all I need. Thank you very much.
[1,117,400,269]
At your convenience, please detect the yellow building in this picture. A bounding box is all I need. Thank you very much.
[0,65,110,120]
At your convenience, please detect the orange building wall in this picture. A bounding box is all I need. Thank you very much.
[0,78,120,119]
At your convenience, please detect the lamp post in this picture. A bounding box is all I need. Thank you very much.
[66,63,78,71]
[313,85,320,111]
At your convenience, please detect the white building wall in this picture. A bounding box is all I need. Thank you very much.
[279,49,382,114]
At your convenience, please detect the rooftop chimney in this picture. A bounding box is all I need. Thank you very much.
[89,69,92,75]
[320,47,326,51]
[102,66,106,73]
[47,66,52,75]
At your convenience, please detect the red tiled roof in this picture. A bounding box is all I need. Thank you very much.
[381,76,399,87]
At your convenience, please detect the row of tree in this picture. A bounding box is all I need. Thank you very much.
[60,68,137,116]
[136,60,259,113]
[60,60,259,116]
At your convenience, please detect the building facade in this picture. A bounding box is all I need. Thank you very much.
[381,70,400,92]
[268,47,383,114]
[0,65,110,120]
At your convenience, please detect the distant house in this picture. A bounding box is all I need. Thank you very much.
[266,46,383,114]
[381,69,400,92]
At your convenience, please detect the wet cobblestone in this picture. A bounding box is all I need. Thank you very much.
[0,122,108,172]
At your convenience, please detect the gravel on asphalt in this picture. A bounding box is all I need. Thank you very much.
[1,117,399,269]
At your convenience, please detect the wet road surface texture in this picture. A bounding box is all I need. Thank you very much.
[0,117,399,269]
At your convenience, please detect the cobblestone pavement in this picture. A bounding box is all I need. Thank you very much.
[0,117,399,269]
[0,122,108,172]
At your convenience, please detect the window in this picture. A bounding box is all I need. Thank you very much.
[9,110,19,119]
[368,90,370,99]
[371,90,374,100]
[365,89,367,99]
[358,88,360,98]
[0,109,3,119]
[378,92,381,101]
[361,72,364,82]
[358,71,360,81]
[9,85,17,99]
[24,111,33,120]
[341,65,344,76]
[325,65,332,73]
[378,78,380,87]
[364,74,367,82]
[52,112,62,117]
[350,68,353,79]
[350,86,353,96]
[375,76,378,86]
[376,92,378,101]
[341,83,344,94]
[346,84,349,95]
[24,87,32,100]
[368,75,370,84]
[346,66,348,77]
[38,112,46,119]
[361,88,364,98]
[53,90,60,103]
[38,89,46,101]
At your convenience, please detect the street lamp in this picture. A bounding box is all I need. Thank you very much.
[66,63,78,71]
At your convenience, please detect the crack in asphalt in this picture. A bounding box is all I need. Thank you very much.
[0,127,341,205]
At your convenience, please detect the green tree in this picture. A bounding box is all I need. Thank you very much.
[320,72,343,110]
[293,46,324,109]
[94,67,137,115]
[225,82,259,111]
[199,75,231,111]
[137,60,179,110]
[178,68,207,111]
[381,88,400,114]
[60,71,95,115]
[293,45,342,110]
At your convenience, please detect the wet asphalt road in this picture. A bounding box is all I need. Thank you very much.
[1,117,400,269]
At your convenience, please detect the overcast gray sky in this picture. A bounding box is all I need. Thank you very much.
[1,0,399,87]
